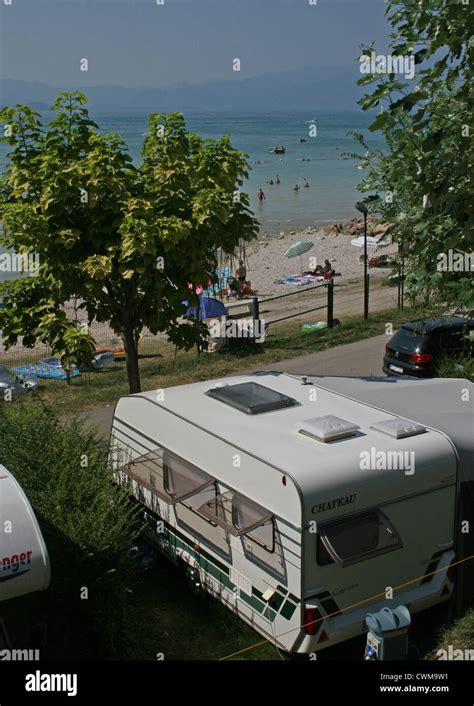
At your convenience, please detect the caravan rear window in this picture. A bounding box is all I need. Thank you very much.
[317,510,402,567]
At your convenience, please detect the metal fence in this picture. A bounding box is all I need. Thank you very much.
[253,279,335,329]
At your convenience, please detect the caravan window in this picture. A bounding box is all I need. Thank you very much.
[123,447,214,504]
[176,485,232,560]
[198,491,273,541]
[162,450,214,503]
[317,510,402,567]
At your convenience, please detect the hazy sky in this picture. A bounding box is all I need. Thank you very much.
[1,0,391,86]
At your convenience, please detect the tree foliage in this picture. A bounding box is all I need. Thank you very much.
[0,92,258,392]
[351,0,473,310]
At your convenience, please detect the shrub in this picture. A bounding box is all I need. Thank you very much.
[0,400,141,658]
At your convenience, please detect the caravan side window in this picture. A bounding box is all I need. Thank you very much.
[317,510,402,567]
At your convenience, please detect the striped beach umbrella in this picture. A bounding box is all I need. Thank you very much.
[284,240,314,273]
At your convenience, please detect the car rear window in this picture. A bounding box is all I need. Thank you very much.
[390,327,429,350]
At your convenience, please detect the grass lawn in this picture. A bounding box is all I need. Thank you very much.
[427,608,474,659]
[129,560,278,661]
[30,305,433,416]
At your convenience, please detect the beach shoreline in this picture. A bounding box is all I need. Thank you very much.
[242,217,395,298]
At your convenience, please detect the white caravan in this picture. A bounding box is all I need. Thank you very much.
[110,372,459,653]
[0,465,50,602]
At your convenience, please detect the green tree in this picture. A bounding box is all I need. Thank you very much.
[0,92,258,392]
[351,0,473,310]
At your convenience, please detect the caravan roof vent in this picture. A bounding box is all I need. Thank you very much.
[370,418,427,440]
[205,381,298,415]
[298,415,360,443]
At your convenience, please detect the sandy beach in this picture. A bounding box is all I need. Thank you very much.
[0,218,398,363]
[243,222,398,298]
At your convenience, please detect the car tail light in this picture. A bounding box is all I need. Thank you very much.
[409,353,433,364]
[385,344,390,354]
[304,606,323,635]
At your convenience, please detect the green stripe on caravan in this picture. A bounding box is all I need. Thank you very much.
[140,503,299,622]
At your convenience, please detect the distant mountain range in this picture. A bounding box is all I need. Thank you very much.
[1,65,364,112]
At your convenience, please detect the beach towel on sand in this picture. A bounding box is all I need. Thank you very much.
[276,274,324,286]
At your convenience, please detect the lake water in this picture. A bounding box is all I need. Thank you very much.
[0,109,382,282]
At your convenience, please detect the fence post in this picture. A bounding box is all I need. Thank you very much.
[364,273,370,320]
[252,296,259,323]
[327,279,334,328]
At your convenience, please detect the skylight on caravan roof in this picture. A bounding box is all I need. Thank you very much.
[370,418,427,440]
[299,415,360,442]
[205,382,298,415]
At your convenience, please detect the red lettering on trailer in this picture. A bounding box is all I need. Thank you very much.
[1,550,33,573]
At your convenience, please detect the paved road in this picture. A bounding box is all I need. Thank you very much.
[85,334,388,436]
[243,334,387,376]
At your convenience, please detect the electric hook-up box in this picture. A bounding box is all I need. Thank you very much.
[364,605,412,660]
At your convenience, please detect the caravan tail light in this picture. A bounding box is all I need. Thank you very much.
[303,606,323,635]
[409,353,432,364]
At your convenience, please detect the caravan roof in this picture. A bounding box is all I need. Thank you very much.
[133,372,456,503]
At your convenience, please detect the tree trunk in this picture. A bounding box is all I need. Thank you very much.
[122,324,141,394]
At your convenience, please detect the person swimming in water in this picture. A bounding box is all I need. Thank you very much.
[293,184,300,192]
[257,188,265,202]
[304,181,309,188]
[276,175,280,184]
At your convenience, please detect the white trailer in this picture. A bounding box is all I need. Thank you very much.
[110,372,460,653]
[0,465,50,602]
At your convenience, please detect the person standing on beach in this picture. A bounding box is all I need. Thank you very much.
[257,188,265,202]
[235,260,247,299]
